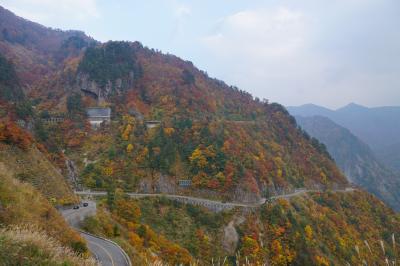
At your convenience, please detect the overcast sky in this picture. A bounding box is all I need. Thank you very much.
[1,0,399,108]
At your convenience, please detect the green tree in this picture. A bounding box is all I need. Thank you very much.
[67,94,84,115]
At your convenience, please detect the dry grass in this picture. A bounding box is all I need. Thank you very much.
[0,143,77,204]
[0,226,98,266]
[0,165,87,253]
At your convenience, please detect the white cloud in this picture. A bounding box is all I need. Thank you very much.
[199,4,400,108]
[174,4,191,18]
[202,7,308,59]
[1,0,100,23]
[200,6,322,105]
[169,1,191,40]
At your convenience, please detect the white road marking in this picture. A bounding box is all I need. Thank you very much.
[88,239,115,266]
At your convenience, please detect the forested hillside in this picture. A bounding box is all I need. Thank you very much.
[24,40,348,203]
[1,5,400,265]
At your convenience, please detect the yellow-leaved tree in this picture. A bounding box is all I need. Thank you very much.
[189,147,207,169]
[126,143,134,153]
[305,225,313,241]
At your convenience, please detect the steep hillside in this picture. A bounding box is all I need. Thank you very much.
[288,103,400,172]
[0,143,77,203]
[295,115,400,210]
[79,189,400,265]
[81,197,195,265]
[0,5,94,88]
[28,40,347,203]
[69,110,346,203]
[0,227,95,266]
[0,164,87,254]
[376,142,400,173]
[243,190,400,265]
[0,53,23,102]
[0,120,76,203]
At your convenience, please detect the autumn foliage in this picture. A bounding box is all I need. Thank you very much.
[0,120,32,149]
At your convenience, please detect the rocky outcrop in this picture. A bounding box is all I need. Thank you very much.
[155,175,177,194]
[77,71,135,103]
[233,186,261,204]
[65,159,80,190]
[222,221,239,254]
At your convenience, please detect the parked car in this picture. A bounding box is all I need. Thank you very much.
[83,202,89,207]
[73,205,79,209]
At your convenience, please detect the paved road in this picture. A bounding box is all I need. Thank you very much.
[63,187,355,264]
[75,191,264,210]
[75,187,356,211]
[269,187,355,200]
[81,232,130,266]
[61,201,97,228]
[60,201,131,266]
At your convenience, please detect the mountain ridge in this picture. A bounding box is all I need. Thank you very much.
[288,103,400,172]
[295,115,400,210]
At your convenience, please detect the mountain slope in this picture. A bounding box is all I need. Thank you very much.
[0,163,88,254]
[0,5,94,88]
[0,226,95,266]
[0,120,77,203]
[295,115,400,210]
[288,103,400,172]
[287,104,334,117]
[376,142,400,173]
[0,53,24,102]
[19,39,348,202]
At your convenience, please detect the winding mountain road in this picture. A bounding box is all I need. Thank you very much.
[61,187,355,265]
[82,232,130,266]
[75,187,356,212]
[60,201,131,266]
[269,187,355,200]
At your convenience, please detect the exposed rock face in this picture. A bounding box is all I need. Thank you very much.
[222,221,239,254]
[139,179,152,193]
[155,175,177,194]
[77,72,135,104]
[234,186,261,203]
[77,73,101,99]
[65,159,80,190]
[75,41,141,103]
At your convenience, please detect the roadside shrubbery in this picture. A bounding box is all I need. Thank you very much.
[0,226,96,266]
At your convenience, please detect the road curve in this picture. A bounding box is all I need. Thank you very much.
[60,201,131,266]
[61,201,97,228]
[80,231,131,266]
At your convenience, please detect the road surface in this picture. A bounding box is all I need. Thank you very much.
[75,187,356,212]
[61,201,97,228]
[62,188,355,264]
[81,232,130,266]
[60,201,131,266]
[269,187,355,200]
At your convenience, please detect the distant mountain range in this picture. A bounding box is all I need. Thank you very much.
[288,103,400,172]
[294,115,400,210]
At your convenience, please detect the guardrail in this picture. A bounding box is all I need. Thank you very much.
[75,228,132,266]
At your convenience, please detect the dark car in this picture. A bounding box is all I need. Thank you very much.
[83,202,89,207]
[73,205,79,209]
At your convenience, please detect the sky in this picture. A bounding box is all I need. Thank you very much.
[0,0,399,108]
